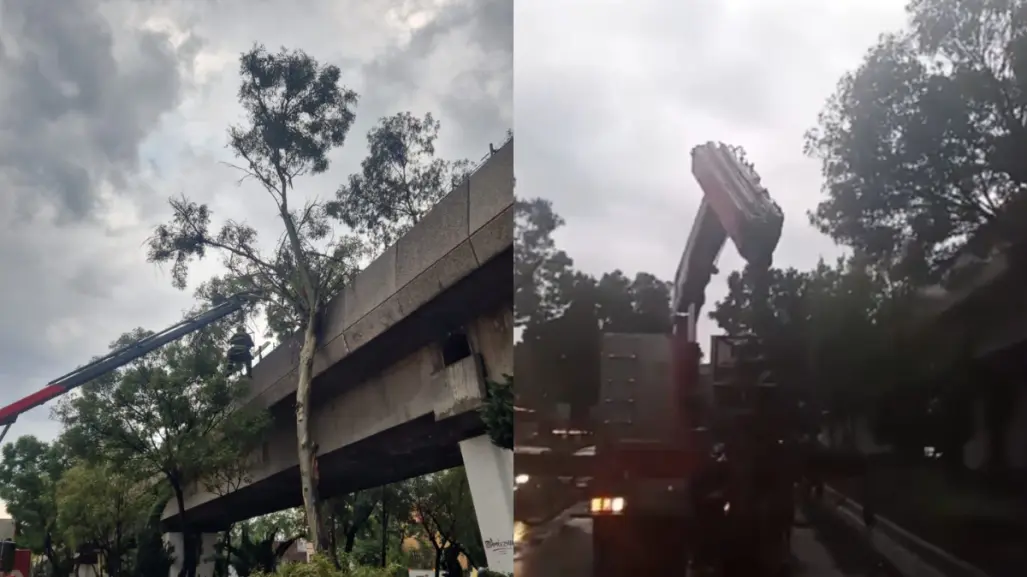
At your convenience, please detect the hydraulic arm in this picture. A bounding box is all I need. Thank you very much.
[671,142,784,430]
[0,293,256,443]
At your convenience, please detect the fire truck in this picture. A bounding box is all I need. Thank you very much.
[587,143,798,576]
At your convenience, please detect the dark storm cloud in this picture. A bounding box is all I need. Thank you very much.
[0,0,198,222]
[361,0,512,155]
[0,0,201,444]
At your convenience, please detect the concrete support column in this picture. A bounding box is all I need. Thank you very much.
[459,434,514,573]
[163,532,221,577]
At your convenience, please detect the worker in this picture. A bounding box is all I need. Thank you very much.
[227,326,255,378]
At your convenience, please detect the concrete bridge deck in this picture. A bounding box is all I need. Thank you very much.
[162,138,514,531]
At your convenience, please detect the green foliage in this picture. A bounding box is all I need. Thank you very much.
[224,523,301,577]
[244,509,308,544]
[806,0,1027,281]
[514,198,575,327]
[328,112,473,254]
[55,462,150,574]
[709,256,901,411]
[252,553,401,577]
[516,268,672,412]
[146,44,365,341]
[55,329,267,491]
[481,375,514,450]
[323,490,377,558]
[0,436,72,572]
[133,495,176,577]
[409,468,483,566]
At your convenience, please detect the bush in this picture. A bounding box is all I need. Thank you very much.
[480,374,513,450]
[253,554,405,577]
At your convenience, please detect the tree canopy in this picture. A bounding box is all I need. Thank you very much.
[328,112,473,255]
[0,435,72,573]
[806,0,1027,283]
[56,463,151,577]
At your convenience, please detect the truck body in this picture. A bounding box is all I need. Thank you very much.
[590,332,796,576]
[591,333,687,514]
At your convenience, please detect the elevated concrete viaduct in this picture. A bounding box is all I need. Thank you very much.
[162,139,514,573]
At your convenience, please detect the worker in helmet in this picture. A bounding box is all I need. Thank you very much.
[227,326,255,378]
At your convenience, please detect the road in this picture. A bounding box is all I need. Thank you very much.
[515,506,898,577]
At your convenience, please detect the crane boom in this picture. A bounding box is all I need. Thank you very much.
[0,293,255,438]
[673,142,784,333]
[670,142,783,436]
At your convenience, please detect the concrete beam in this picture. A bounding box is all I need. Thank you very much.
[163,304,513,529]
[245,138,513,411]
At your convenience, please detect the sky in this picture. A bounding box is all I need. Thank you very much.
[0,0,512,451]
[515,0,909,344]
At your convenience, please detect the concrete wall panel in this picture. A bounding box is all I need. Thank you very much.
[468,308,514,379]
[468,142,514,232]
[395,181,470,288]
[343,244,398,325]
[341,293,404,352]
[470,205,513,268]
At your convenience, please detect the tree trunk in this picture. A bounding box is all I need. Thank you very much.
[343,529,358,553]
[111,523,123,577]
[296,312,328,551]
[222,527,232,575]
[171,479,198,577]
[380,488,388,567]
[985,381,1015,478]
[327,508,341,568]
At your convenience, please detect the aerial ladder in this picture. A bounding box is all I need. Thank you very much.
[0,292,258,444]
[587,142,788,577]
[0,293,261,572]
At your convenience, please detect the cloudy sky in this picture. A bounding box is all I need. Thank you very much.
[515,0,908,342]
[0,0,511,454]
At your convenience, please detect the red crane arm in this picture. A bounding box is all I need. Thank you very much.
[0,293,255,443]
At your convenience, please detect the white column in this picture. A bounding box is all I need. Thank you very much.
[163,532,221,577]
[164,532,184,577]
[197,533,220,577]
[459,434,514,573]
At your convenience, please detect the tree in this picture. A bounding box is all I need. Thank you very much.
[243,509,306,545]
[514,198,575,327]
[223,524,300,577]
[55,328,267,577]
[134,494,176,577]
[372,481,415,568]
[328,112,472,255]
[806,0,1027,281]
[55,463,150,577]
[708,254,953,452]
[0,436,73,575]
[409,469,481,576]
[146,45,364,552]
[517,268,672,417]
[324,490,378,562]
[595,271,672,333]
